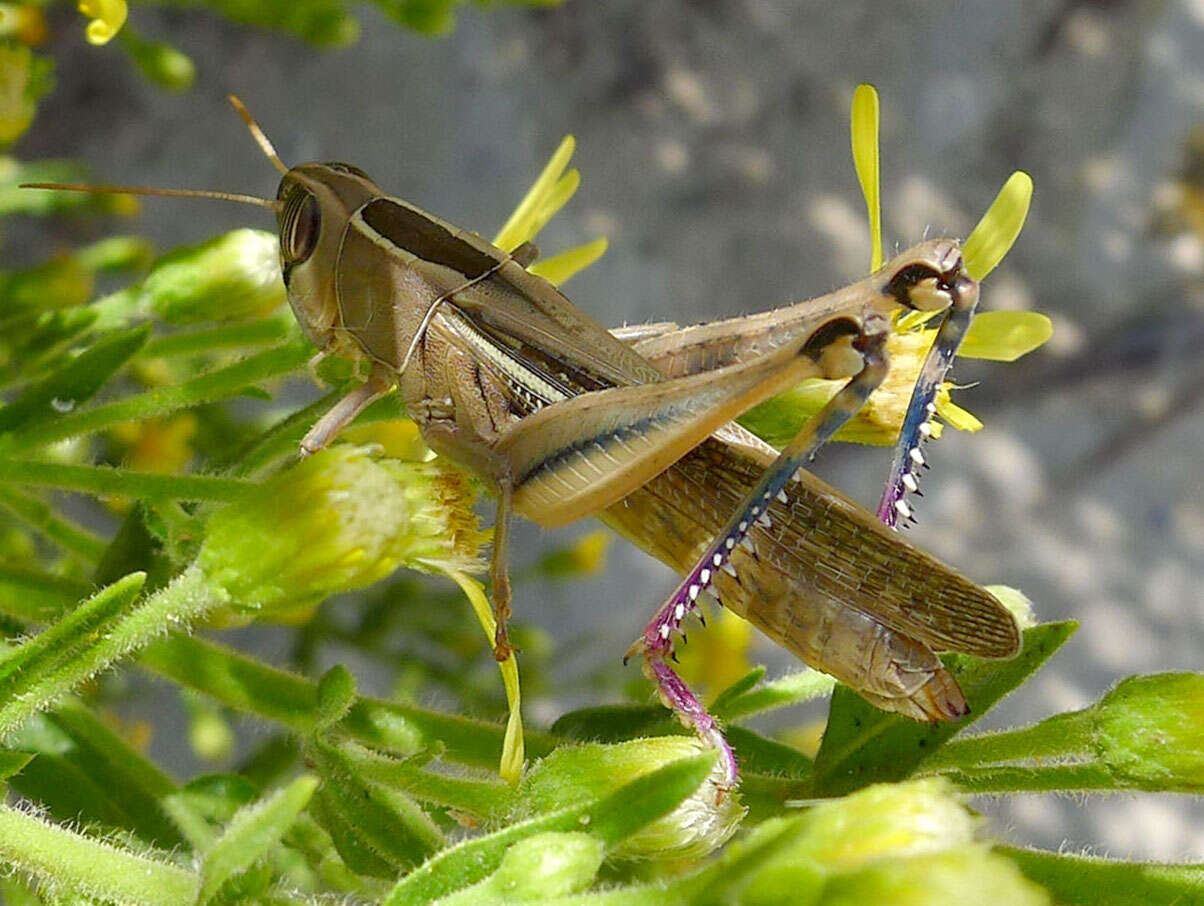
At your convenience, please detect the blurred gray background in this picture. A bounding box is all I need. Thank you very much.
[21,0,1204,863]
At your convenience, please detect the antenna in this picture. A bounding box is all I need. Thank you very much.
[228,94,288,175]
[19,182,279,210]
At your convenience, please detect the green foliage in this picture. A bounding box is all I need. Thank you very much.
[1,24,1202,906]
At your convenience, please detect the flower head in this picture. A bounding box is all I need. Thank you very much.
[743,86,1050,449]
[519,737,745,861]
[196,444,486,614]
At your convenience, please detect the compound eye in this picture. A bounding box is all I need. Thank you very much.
[282,190,321,266]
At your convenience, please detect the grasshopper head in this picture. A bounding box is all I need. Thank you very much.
[276,162,383,350]
[880,239,974,314]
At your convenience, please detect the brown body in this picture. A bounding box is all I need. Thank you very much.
[268,161,1016,720]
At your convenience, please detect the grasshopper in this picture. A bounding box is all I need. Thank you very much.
[28,96,1021,786]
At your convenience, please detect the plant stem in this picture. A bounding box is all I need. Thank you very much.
[0,458,254,502]
[0,566,227,737]
[920,709,1095,771]
[0,802,198,906]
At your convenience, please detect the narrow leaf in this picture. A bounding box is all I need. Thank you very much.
[383,751,716,906]
[140,635,558,768]
[0,485,107,563]
[0,566,223,738]
[9,704,185,848]
[0,748,33,780]
[712,669,835,722]
[0,802,199,906]
[0,573,145,697]
[308,739,443,875]
[1003,846,1204,906]
[2,342,310,452]
[811,622,1076,796]
[551,703,676,742]
[0,565,91,622]
[196,774,318,905]
[0,325,150,433]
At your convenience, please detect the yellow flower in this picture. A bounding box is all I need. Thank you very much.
[492,135,609,286]
[742,85,1050,448]
[77,0,126,45]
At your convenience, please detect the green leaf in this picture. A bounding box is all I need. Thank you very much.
[1003,846,1204,906]
[0,565,91,622]
[324,737,510,819]
[0,342,310,453]
[0,748,33,780]
[308,738,443,877]
[726,726,813,778]
[195,774,318,905]
[0,325,149,434]
[712,669,835,722]
[8,704,184,848]
[0,566,224,738]
[811,622,1076,796]
[551,703,676,742]
[141,635,558,768]
[0,802,199,906]
[0,485,107,564]
[383,750,716,906]
[0,573,146,701]
[315,664,357,730]
[925,672,1204,795]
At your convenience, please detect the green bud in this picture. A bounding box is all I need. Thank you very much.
[488,832,603,900]
[519,737,744,861]
[74,236,155,274]
[796,778,975,870]
[1093,673,1204,790]
[316,664,358,729]
[108,230,285,325]
[742,781,1036,906]
[119,30,196,93]
[184,692,235,763]
[817,848,1049,906]
[196,445,486,615]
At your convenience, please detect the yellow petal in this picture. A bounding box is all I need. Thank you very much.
[850,84,883,272]
[960,310,1052,361]
[934,385,983,432]
[493,135,575,253]
[527,237,608,286]
[525,168,580,241]
[962,170,1033,281]
[445,568,524,784]
[78,0,126,44]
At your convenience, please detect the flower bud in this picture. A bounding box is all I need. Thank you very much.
[793,779,975,870]
[106,230,285,325]
[519,737,744,861]
[817,848,1048,906]
[1093,673,1204,790]
[741,780,1047,906]
[196,445,486,615]
[486,832,603,900]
